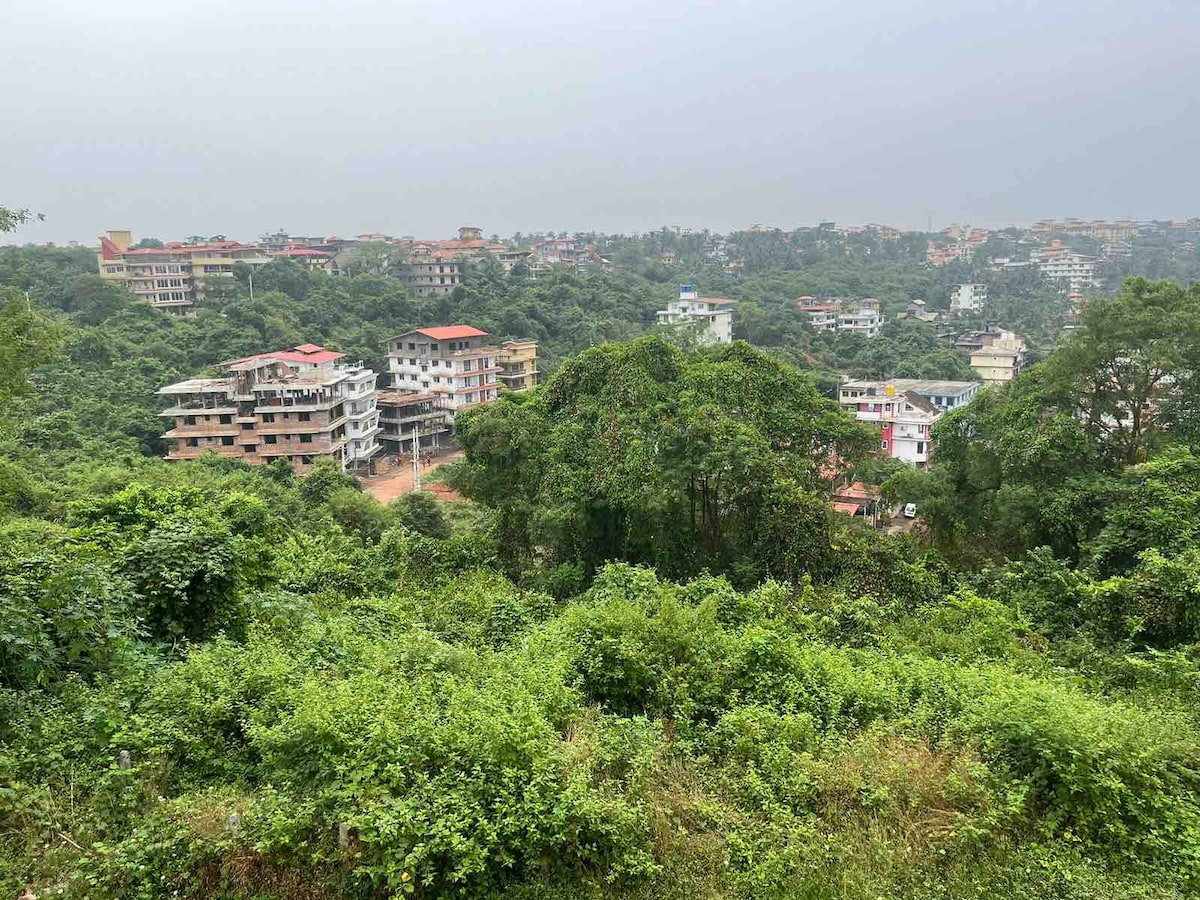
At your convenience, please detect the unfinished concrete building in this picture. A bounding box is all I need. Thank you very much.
[157,344,380,473]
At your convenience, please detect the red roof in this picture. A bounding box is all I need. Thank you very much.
[99,236,122,260]
[700,297,736,306]
[223,344,345,367]
[417,325,488,340]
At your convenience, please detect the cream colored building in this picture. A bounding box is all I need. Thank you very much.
[497,340,539,391]
[969,330,1026,384]
[98,230,269,313]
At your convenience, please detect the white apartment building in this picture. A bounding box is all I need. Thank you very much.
[386,325,501,415]
[1032,241,1097,293]
[837,299,885,338]
[837,383,940,466]
[657,285,734,344]
[950,283,987,314]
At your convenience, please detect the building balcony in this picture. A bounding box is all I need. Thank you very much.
[163,424,242,439]
[257,436,347,456]
[158,403,238,417]
[254,415,347,435]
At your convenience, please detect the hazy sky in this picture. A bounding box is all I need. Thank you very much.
[4,0,1199,244]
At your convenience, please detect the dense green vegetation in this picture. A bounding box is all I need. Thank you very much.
[3,223,1200,898]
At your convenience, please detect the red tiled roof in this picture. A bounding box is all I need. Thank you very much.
[99,237,122,260]
[223,344,344,367]
[417,325,488,340]
[700,297,736,306]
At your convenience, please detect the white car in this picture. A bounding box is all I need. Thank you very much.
[903,503,917,519]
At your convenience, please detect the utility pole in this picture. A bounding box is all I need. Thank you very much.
[248,268,255,302]
[410,421,421,492]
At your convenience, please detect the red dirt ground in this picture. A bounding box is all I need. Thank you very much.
[360,451,464,504]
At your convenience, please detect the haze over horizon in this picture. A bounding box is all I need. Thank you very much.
[4,0,1200,245]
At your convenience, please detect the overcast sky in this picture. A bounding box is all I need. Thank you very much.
[3,0,1199,244]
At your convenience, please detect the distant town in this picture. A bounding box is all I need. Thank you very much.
[73,214,1199,491]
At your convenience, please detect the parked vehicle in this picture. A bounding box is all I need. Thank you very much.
[903,502,917,518]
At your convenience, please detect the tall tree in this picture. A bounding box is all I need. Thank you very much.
[1044,278,1200,464]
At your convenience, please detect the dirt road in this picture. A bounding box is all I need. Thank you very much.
[361,451,464,504]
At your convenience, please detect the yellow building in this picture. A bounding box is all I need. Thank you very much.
[98,230,269,313]
[497,339,539,391]
[970,346,1023,384]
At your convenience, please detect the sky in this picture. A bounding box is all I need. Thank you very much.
[3,0,1200,245]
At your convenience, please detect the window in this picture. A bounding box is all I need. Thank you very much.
[430,343,439,350]
[407,342,415,350]
[881,440,889,450]
[241,423,253,430]
[301,455,313,465]
[219,414,232,424]
[262,413,275,423]
[300,434,313,444]
[299,412,311,422]
[184,415,196,425]
[186,438,198,447]
[917,442,925,454]
[265,435,277,444]
[221,436,234,446]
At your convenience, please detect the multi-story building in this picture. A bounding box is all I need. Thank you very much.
[1030,219,1137,242]
[387,325,501,415]
[840,378,981,415]
[377,391,452,455]
[259,230,328,251]
[656,284,735,344]
[496,339,540,391]
[1032,240,1097,293]
[837,378,981,465]
[799,295,840,331]
[799,296,886,337]
[950,283,987,314]
[927,239,982,266]
[531,237,581,271]
[966,328,1025,384]
[837,298,885,338]
[270,247,338,273]
[837,383,941,466]
[156,344,380,473]
[970,346,1023,384]
[396,254,463,296]
[98,230,270,313]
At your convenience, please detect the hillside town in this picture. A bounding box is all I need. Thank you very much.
[83,212,1200,504]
